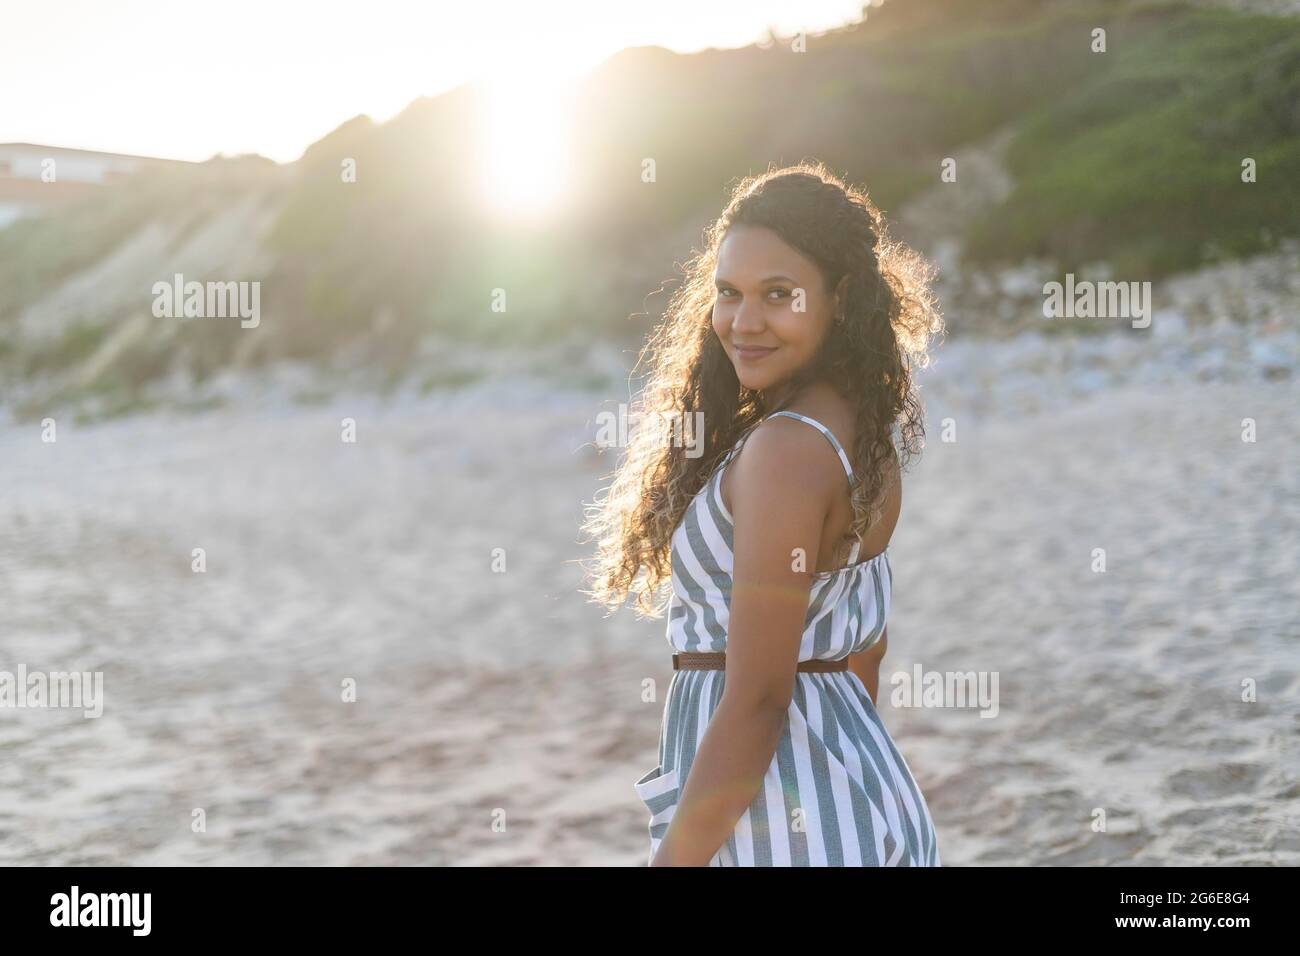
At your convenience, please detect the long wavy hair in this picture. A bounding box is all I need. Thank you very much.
[580,160,943,618]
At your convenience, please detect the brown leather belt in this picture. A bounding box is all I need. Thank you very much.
[673,651,848,672]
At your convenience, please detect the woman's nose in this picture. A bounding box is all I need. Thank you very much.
[732,299,765,332]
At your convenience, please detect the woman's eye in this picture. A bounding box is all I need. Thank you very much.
[716,287,790,300]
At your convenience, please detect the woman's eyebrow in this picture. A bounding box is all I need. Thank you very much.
[714,274,798,286]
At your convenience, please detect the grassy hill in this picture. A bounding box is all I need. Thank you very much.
[1,0,1296,416]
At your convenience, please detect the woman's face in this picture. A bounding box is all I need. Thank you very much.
[711,224,841,394]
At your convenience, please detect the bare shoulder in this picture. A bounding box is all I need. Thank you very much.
[728,411,845,504]
[777,383,861,463]
[783,382,903,515]
[725,413,842,592]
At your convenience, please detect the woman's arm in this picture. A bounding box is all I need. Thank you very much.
[846,625,887,704]
[650,420,844,866]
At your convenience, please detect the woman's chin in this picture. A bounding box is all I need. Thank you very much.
[733,366,774,391]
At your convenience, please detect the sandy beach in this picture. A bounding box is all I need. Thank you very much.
[1,326,1295,866]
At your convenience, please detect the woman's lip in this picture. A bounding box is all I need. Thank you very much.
[734,345,777,360]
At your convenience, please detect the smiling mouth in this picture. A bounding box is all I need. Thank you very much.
[734,344,777,360]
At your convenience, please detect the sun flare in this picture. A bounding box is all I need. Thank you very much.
[480,64,578,219]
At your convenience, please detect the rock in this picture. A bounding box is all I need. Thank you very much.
[1151,310,1187,341]
[1249,337,1296,379]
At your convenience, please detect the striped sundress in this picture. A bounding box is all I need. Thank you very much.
[634,410,940,867]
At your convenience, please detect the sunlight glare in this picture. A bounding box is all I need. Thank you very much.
[481,60,578,219]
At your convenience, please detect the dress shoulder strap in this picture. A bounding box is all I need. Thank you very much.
[765,411,856,483]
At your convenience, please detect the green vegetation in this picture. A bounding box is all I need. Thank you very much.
[965,3,1300,275]
[1,0,1296,415]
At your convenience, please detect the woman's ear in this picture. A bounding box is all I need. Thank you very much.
[832,274,850,315]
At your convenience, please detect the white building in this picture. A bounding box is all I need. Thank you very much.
[0,143,191,228]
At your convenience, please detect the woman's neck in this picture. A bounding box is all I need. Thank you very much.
[761,369,822,413]
[760,382,795,411]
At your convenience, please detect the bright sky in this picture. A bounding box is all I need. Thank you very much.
[0,0,871,163]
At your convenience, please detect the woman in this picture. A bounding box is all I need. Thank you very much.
[581,161,943,866]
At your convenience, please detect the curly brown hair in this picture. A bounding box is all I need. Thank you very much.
[580,160,943,618]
